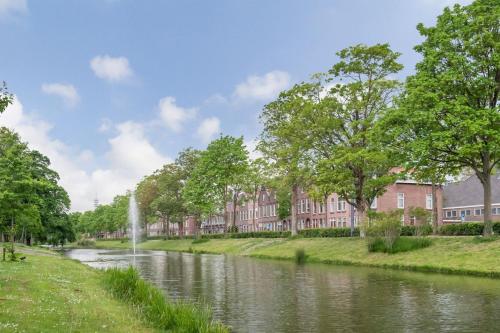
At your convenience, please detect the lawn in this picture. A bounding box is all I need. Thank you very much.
[0,245,158,333]
[91,236,500,278]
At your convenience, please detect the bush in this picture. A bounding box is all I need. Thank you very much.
[401,225,432,236]
[226,225,239,233]
[366,210,403,251]
[295,248,307,264]
[76,239,96,247]
[368,237,432,254]
[103,267,228,333]
[298,227,359,238]
[439,222,484,236]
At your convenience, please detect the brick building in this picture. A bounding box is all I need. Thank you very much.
[196,179,443,235]
[442,174,500,223]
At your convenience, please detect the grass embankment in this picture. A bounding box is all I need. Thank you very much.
[93,236,500,278]
[0,245,228,333]
[0,246,157,333]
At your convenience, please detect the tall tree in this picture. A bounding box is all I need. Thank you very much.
[259,84,317,235]
[390,0,499,235]
[0,82,13,115]
[135,174,159,236]
[183,136,249,231]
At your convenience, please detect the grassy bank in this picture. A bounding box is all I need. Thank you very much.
[0,245,228,332]
[91,236,500,278]
[0,246,157,333]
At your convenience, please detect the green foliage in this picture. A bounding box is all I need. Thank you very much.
[295,248,307,264]
[76,239,96,247]
[382,0,500,234]
[400,225,432,236]
[0,81,13,115]
[439,223,485,236]
[298,227,359,238]
[183,136,249,228]
[0,127,71,251]
[226,225,238,233]
[368,237,432,254]
[103,267,228,333]
[366,210,403,251]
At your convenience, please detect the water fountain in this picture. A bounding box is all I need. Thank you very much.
[128,192,139,255]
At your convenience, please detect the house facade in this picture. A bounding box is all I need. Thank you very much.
[196,180,443,235]
[442,174,500,223]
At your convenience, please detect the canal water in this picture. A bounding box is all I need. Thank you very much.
[64,249,500,333]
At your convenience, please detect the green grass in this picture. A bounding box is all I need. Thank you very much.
[103,267,228,333]
[368,237,432,253]
[90,236,500,278]
[0,245,157,333]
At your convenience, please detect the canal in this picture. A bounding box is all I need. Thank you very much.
[64,249,500,332]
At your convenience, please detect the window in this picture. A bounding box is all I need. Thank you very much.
[306,199,310,213]
[451,210,457,217]
[331,198,336,212]
[475,209,481,216]
[371,197,377,209]
[313,201,317,214]
[338,199,346,212]
[493,207,499,215]
[330,218,335,227]
[397,193,405,209]
[446,211,452,218]
[465,210,471,216]
[426,194,433,209]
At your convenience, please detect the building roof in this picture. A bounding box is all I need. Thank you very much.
[443,174,500,208]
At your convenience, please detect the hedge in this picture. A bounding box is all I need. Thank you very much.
[298,227,359,238]
[139,222,499,240]
[400,225,433,236]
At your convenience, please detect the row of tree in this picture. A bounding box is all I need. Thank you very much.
[78,0,499,238]
[0,85,75,256]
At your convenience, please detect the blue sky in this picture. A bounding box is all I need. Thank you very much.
[0,0,471,211]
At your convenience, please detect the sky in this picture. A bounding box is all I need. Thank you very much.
[0,0,472,211]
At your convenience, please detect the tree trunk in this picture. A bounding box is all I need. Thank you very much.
[223,187,228,233]
[252,190,257,232]
[179,216,184,238]
[358,205,367,238]
[483,173,493,236]
[10,216,15,257]
[166,218,170,237]
[290,184,298,236]
[431,183,439,235]
[232,193,238,229]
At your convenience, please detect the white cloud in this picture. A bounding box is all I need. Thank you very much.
[244,138,262,160]
[90,55,133,82]
[41,83,80,107]
[0,97,170,211]
[98,118,113,132]
[234,70,290,101]
[158,96,197,132]
[196,117,220,144]
[0,0,27,18]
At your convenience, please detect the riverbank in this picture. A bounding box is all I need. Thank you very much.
[0,245,227,333]
[90,236,500,278]
[0,245,157,333]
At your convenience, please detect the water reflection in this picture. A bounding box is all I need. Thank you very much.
[64,249,500,333]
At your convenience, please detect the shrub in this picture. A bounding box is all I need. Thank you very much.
[295,248,307,264]
[439,222,484,236]
[366,210,403,251]
[226,225,239,233]
[400,225,432,236]
[76,239,96,247]
[368,237,432,254]
[103,267,228,333]
[298,227,359,238]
